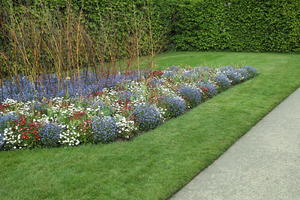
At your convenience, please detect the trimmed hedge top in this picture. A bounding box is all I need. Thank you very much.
[1,0,300,53]
[171,0,300,52]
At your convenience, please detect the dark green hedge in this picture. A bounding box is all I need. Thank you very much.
[1,0,300,53]
[171,0,300,52]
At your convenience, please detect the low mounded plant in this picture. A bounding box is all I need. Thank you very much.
[92,116,118,143]
[215,74,231,89]
[244,66,258,78]
[161,96,186,118]
[178,86,202,108]
[197,82,218,98]
[224,70,243,84]
[237,68,251,80]
[133,104,163,131]
[39,123,62,147]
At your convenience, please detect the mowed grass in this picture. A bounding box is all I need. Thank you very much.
[1,52,300,200]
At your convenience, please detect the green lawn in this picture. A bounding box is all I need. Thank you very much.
[1,52,300,200]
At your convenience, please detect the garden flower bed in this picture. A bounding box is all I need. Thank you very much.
[0,65,257,150]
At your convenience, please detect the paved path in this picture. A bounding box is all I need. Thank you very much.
[171,88,300,200]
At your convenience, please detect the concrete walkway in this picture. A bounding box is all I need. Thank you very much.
[171,88,300,200]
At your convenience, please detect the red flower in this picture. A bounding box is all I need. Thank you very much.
[151,70,163,77]
[13,116,41,142]
[70,111,87,120]
[0,104,9,112]
[89,91,104,97]
[79,119,92,132]
[199,86,209,93]
[117,99,123,104]
[124,71,134,76]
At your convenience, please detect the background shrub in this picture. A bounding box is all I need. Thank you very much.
[172,0,300,53]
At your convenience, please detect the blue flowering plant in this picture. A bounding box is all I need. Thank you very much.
[178,85,202,108]
[160,96,186,118]
[39,123,62,147]
[224,70,243,84]
[132,103,163,131]
[92,116,118,143]
[243,66,258,78]
[215,74,231,90]
[197,82,218,99]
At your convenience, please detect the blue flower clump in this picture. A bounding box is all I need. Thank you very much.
[192,67,203,73]
[92,116,118,143]
[133,104,163,131]
[32,102,43,110]
[32,102,47,113]
[243,66,257,78]
[215,74,231,89]
[162,96,186,118]
[219,66,234,71]
[39,123,62,147]
[237,68,250,80]
[0,114,19,128]
[92,99,105,110]
[224,70,243,84]
[178,86,202,108]
[117,90,135,103]
[149,78,165,87]
[181,70,195,80]
[0,114,19,149]
[162,71,176,78]
[197,82,218,98]
[167,66,180,72]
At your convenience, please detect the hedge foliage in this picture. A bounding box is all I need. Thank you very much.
[172,0,300,52]
[1,0,299,53]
